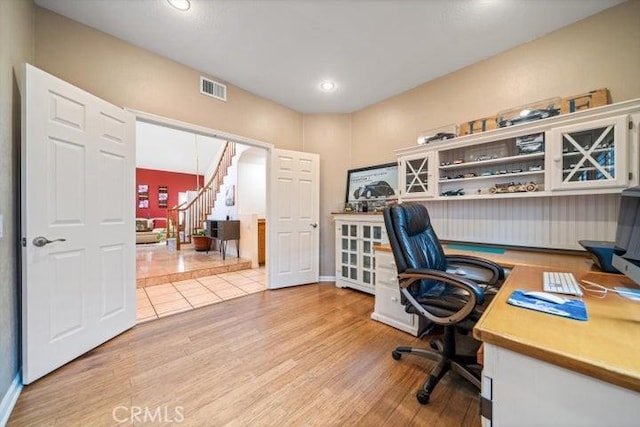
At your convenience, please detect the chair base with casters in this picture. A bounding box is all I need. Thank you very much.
[391,326,481,404]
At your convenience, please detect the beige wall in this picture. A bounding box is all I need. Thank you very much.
[351,0,640,167]
[0,0,35,402]
[34,8,303,151]
[302,114,351,277]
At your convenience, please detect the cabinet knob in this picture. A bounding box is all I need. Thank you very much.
[391,297,398,302]
[554,156,562,162]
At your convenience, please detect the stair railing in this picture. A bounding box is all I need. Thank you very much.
[167,141,236,250]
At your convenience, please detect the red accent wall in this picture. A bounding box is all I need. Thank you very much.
[136,168,204,220]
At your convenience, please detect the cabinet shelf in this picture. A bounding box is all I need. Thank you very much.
[439,152,544,170]
[440,170,544,184]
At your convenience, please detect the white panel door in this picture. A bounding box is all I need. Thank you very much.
[268,149,319,288]
[22,64,136,384]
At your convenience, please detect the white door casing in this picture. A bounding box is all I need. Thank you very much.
[268,149,320,288]
[22,64,136,384]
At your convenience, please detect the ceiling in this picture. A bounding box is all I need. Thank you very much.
[136,121,225,175]
[35,0,623,114]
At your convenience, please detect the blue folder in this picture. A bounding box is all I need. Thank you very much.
[507,290,589,321]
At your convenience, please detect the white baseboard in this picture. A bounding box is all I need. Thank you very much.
[319,275,336,283]
[0,373,22,427]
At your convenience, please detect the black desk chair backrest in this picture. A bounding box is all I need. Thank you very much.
[384,203,450,299]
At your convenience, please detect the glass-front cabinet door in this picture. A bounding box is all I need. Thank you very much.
[334,216,388,295]
[338,222,359,282]
[360,223,385,287]
[399,153,436,199]
[549,115,629,190]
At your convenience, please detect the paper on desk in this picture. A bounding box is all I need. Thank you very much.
[507,290,588,321]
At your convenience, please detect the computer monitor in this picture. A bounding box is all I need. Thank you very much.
[612,186,640,285]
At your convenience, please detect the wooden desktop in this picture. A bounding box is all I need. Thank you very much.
[474,265,640,426]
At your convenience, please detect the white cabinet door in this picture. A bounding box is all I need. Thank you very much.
[549,115,630,191]
[399,152,436,199]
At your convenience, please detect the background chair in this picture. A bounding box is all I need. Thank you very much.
[383,203,504,404]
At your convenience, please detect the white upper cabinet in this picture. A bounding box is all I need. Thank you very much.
[548,115,629,191]
[396,99,640,201]
[398,152,436,199]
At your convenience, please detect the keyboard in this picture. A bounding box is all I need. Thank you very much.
[542,271,583,296]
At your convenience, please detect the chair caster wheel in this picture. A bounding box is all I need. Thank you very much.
[392,350,402,360]
[416,390,430,404]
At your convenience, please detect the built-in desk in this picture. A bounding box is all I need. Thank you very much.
[474,265,640,426]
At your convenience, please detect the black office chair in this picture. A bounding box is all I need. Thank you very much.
[383,203,504,404]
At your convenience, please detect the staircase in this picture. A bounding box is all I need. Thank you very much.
[166,141,236,250]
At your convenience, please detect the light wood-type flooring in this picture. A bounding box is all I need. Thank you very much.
[9,284,480,426]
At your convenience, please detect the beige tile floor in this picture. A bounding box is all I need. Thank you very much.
[137,267,266,323]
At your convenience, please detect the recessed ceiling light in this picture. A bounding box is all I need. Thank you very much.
[167,0,190,11]
[319,81,336,92]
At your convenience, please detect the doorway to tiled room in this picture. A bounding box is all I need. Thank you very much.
[134,120,268,323]
[135,244,266,322]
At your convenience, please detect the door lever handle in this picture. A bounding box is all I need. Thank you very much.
[310,223,318,228]
[32,236,66,247]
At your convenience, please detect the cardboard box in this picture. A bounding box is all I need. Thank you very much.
[560,88,609,114]
[459,116,498,136]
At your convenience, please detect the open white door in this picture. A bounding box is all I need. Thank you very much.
[21,64,136,384]
[268,149,320,288]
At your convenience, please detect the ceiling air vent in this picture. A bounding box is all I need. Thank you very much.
[200,76,227,101]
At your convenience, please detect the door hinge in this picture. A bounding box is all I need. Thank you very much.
[21,237,26,247]
[479,394,493,421]
[630,172,633,180]
[629,120,633,130]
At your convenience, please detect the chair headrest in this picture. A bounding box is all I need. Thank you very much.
[391,203,432,236]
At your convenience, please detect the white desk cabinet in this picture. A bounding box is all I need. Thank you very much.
[371,249,425,336]
[333,214,387,295]
[481,344,640,427]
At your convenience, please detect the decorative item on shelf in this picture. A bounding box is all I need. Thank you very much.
[560,88,609,114]
[191,228,212,252]
[497,97,561,128]
[516,133,545,155]
[459,115,498,136]
[417,132,456,145]
[488,182,538,194]
[417,124,458,145]
[343,203,354,213]
[441,189,465,196]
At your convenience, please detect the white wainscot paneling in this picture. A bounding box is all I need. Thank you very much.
[423,193,619,250]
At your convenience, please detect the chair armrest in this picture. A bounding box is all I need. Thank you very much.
[400,268,484,324]
[445,255,505,285]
